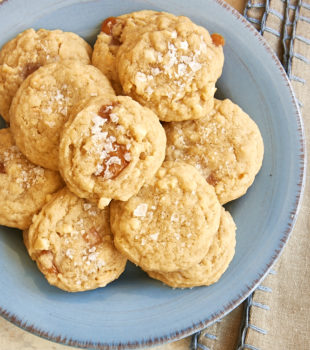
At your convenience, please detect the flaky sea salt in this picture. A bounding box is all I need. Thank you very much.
[188,60,202,72]
[171,213,179,222]
[116,125,125,133]
[177,63,187,77]
[88,252,99,262]
[179,41,189,50]
[91,115,107,135]
[97,260,106,268]
[134,203,148,217]
[136,72,147,83]
[151,67,161,76]
[110,113,119,123]
[88,246,96,253]
[146,86,154,95]
[171,30,177,39]
[136,72,153,82]
[124,152,131,162]
[149,232,159,241]
[83,203,92,211]
[94,164,104,176]
[106,156,121,166]
[45,120,55,127]
[65,249,74,260]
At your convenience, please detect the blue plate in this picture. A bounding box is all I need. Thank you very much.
[0,0,305,348]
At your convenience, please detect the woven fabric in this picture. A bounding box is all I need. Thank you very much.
[241,1,310,348]
[239,1,310,349]
[194,0,310,349]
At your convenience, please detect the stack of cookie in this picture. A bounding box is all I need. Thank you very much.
[0,10,264,292]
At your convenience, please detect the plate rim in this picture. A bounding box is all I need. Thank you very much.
[0,0,306,348]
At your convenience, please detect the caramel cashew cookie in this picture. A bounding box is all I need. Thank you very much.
[0,29,92,122]
[116,12,224,121]
[110,161,221,272]
[25,188,127,292]
[92,10,169,94]
[0,128,63,229]
[92,10,224,120]
[165,99,264,204]
[148,207,236,288]
[59,95,166,208]
[10,61,115,170]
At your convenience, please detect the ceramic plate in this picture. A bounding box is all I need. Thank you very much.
[0,0,305,348]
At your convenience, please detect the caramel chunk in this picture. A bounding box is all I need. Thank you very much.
[95,104,130,179]
[207,173,218,186]
[0,162,5,174]
[211,33,225,47]
[38,250,59,274]
[83,227,102,246]
[22,62,41,79]
[101,17,118,35]
[97,144,130,180]
[98,103,119,121]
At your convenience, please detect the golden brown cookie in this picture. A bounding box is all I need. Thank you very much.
[59,95,166,208]
[165,99,264,204]
[0,29,92,122]
[92,10,224,121]
[92,10,171,94]
[116,12,224,121]
[10,60,115,170]
[110,161,221,272]
[147,207,236,288]
[0,128,63,229]
[25,188,127,292]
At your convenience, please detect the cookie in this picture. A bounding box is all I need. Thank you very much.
[92,10,170,94]
[0,29,92,122]
[110,161,221,272]
[10,60,115,170]
[92,10,224,121]
[147,207,236,288]
[165,99,264,204]
[59,95,166,208]
[0,128,63,230]
[115,12,224,121]
[25,188,127,292]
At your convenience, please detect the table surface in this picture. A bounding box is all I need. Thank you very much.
[0,0,252,349]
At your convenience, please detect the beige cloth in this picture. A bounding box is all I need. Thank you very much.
[1,0,309,349]
[243,1,310,349]
[200,0,310,349]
